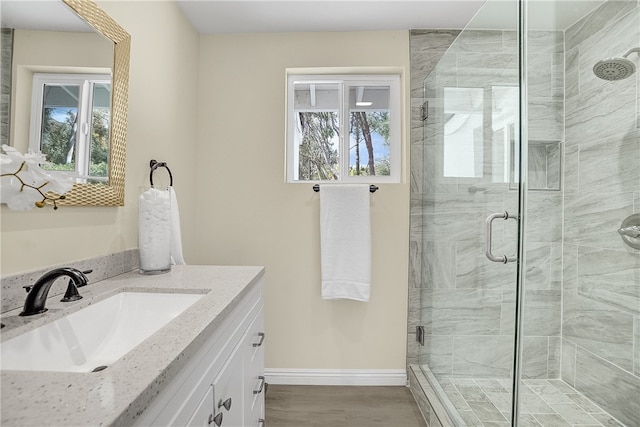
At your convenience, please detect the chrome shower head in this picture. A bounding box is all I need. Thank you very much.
[593,58,635,80]
[593,47,639,81]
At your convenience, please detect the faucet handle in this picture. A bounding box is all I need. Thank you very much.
[77,269,92,287]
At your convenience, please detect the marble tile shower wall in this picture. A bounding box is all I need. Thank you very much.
[560,1,640,426]
[409,28,566,382]
[408,29,461,368]
[1,28,13,147]
[516,23,566,380]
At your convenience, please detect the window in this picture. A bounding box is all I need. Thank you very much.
[29,73,111,182]
[286,73,401,183]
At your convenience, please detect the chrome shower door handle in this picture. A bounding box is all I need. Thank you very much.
[485,211,517,264]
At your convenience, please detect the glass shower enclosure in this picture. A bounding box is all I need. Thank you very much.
[417,0,639,426]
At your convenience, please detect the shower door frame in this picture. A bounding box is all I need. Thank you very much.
[511,0,528,424]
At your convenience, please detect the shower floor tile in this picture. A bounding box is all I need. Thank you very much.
[439,378,626,426]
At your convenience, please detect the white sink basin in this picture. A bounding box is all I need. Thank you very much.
[1,291,204,373]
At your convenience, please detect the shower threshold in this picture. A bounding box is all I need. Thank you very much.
[419,366,626,426]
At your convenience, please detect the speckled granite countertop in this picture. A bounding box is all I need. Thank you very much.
[0,265,264,427]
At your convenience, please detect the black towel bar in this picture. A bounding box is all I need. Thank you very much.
[313,184,378,193]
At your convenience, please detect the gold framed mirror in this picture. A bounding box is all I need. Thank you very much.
[54,0,130,206]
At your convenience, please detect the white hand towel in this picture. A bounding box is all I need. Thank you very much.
[320,184,371,301]
[139,188,171,272]
[169,187,186,265]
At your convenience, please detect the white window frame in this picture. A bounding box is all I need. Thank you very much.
[29,72,111,182]
[286,72,401,183]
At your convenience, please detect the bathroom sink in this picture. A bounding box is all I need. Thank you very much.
[1,291,204,373]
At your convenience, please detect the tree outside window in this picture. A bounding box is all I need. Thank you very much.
[287,74,400,183]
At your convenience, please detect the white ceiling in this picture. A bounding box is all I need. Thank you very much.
[177,0,607,34]
[1,0,607,34]
[0,1,95,32]
[177,0,487,34]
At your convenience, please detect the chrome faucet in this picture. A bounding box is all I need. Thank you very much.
[20,268,90,316]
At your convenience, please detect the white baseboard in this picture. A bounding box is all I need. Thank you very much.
[264,368,407,386]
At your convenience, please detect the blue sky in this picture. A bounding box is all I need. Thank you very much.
[48,107,76,124]
[349,130,389,166]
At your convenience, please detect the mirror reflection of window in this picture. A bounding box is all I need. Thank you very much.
[491,86,519,184]
[442,86,519,183]
[443,87,484,178]
[30,73,111,183]
[40,84,80,168]
[88,83,111,180]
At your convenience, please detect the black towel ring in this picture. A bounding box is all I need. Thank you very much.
[149,159,173,187]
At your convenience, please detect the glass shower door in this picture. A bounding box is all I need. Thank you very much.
[517,1,640,426]
[419,0,523,424]
[417,0,640,425]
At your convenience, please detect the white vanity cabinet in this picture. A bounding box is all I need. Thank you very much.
[187,386,215,427]
[207,347,244,426]
[135,280,264,427]
[242,307,265,426]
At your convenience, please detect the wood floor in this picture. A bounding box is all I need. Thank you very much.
[265,385,428,427]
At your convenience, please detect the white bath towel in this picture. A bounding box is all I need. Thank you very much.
[139,188,171,272]
[320,184,371,301]
[169,187,186,265]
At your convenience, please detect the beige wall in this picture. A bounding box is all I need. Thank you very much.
[1,6,411,372]
[0,1,200,276]
[195,32,410,370]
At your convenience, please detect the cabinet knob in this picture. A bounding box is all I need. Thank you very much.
[208,412,223,426]
[258,418,266,427]
[218,397,232,411]
[253,332,266,347]
[253,376,266,394]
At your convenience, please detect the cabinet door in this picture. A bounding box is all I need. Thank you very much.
[186,386,215,427]
[249,396,265,427]
[212,347,244,427]
[243,307,265,425]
